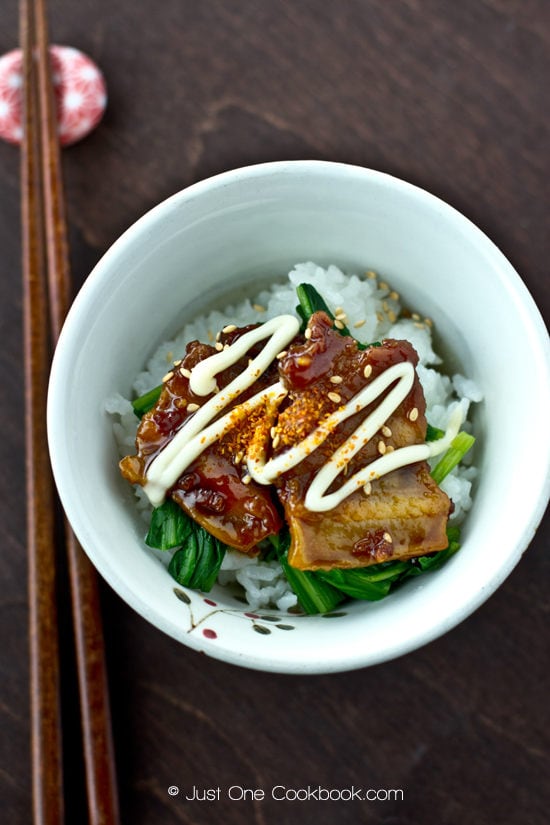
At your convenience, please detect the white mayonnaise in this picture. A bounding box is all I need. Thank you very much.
[143,314,463,511]
[143,315,299,506]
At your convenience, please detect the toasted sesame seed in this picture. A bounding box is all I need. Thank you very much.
[223,343,230,350]
[414,322,425,329]
[409,407,419,422]
[366,270,377,279]
[162,371,174,382]
[330,375,343,384]
[180,367,192,379]
[242,474,252,485]
[328,391,342,404]
[334,319,345,330]
[424,317,433,327]
[215,330,221,342]
[276,350,287,359]
[335,311,347,321]
[252,303,266,312]
[215,342,223,351]
[354,319,366,328]
[297,355,311,367]
[388,310,397,324]
[411,312,421,321]
[363,364,373,379]
[305,328,312,340]
[382,300,389,312]
[334,306,344,315]
[175,398,187,409]
[382,425,392,437]
[383,532,393,543]
[363,482,372,495]
[173,359,182,367]
[386,445,395,453]
[187,403,199,413]
[222,324,237,333]
[389,291,399,301]
[272,434,281,449]
[379,281,389,291]
[378,440,386,455]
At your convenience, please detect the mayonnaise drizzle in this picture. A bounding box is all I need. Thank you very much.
[143,315,299,506]
[246,361,463,511]
[143,313,463,511]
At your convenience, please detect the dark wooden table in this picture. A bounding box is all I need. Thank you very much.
[1,1,548,823]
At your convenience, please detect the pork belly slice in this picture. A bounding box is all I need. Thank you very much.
[286,464,450,570]
[274,312,451,570]
[120,330,282,553]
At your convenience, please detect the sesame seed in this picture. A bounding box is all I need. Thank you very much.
[252,303,266,312]
[335,311,347,321]
[382,425,392,437]
[424,317,433,327]
[363,364,373,378]
[334,319,345,330]
[173,359,182,367]
[409,407,419,422]
[166,351,174,362]
[276,350,287,359]
[363,482,372,495]
[328,392,342,404]
[297,355,311,367]
[207,329,214,342]
[187,403,199,413]
[389,291,399,301]
[354,319,366,328]
[378,440,386,455]
[223,343,230,350]
[180,367,192,379]
[388,310,397,323]
[376,311,383,322]
[383,532,393,543]
[222,324,237,333]
[162,371,174,382]
[379,281,389,291]
[235,451,244,465]
[272,434,280,449]
[411,312,421,321]
[242,474,252,485]
[414,322,425,329]
[175,398,187,409]
[366,270,377,279]
[305,328,312,340]
[330,375,343,384]
[215,330,221,342]
[382,300,389,312]
[215,342,223,351]
[386,445,395,453]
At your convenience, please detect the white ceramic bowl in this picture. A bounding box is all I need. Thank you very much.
[47,161,550,673]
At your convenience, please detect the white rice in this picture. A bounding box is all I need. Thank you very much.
[106,262,482,610]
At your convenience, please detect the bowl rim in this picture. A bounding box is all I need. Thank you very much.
[48,159,550,673]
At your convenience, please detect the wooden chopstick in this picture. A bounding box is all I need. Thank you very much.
[20,1,120,823]
[20,0,64,819]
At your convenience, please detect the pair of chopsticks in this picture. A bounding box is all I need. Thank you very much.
[20,1,120,823]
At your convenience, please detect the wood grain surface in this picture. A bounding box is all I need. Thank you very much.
[1,1,548,823]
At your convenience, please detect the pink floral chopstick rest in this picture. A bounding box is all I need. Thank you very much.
[0,44,107,146]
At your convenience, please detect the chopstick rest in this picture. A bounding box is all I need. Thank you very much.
[0,44,106,145]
